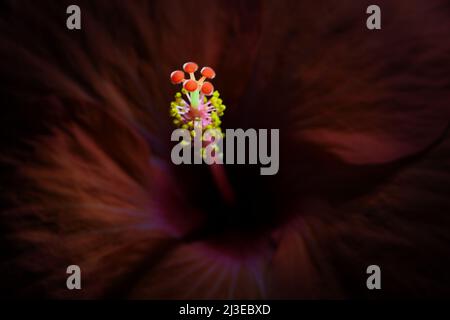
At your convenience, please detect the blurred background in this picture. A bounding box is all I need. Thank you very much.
[1,0,450,299]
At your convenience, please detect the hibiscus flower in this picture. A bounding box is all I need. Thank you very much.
[1,0,450,299]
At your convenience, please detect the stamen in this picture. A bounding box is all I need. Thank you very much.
[169,62,225,138]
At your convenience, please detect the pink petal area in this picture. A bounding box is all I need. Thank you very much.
[299,124,448,165]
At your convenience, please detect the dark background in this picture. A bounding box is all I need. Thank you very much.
[0,0,450,299]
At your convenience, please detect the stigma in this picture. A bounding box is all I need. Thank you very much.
[170,62,226,135]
